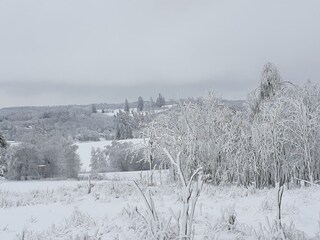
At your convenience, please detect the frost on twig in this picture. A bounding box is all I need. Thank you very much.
[163,148,203,240]
[127,180,175,240]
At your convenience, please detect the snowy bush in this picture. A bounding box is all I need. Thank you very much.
[90,181,136,201]
[15,208,98,240]
[0,184,88,208]
[252,218,308,240]
[209,205,237,232]
[105,141,149,172]
[260,192,275,212]
[123,182,177,240]
[123,205,176,240]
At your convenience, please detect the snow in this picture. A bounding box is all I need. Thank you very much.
[76,139,144,172]
[79,169,160,182]
[0,172,319,239]
[101,108,139,117]
[7,141,20,147]
[102,107,144,116]
[99,104,174,117]
[102,108,121,116]
[0,180,80,193]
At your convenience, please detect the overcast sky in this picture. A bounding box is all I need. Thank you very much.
[0,0,319,108]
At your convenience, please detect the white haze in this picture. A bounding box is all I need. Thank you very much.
[0,0,319,107]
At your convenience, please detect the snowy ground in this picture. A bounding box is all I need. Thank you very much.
[0,171,319,240]
[101,104,174,117]
[76,139,144,172]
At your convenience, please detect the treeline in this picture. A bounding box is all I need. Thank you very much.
[0,94,170,143]
[0,133,80,180]
[122,93,167,113]
[113,94,168,140]
[146,63,320,188]
[90,141,152,175]
[0,105,115,142]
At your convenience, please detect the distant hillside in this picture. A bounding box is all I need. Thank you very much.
[0,104,115,142]
[0,98,245,142]
[221,99,245,110]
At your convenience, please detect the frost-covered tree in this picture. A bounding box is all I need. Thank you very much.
[144,64,320,189]
[90,147,107,174]
[150,94,233,183]
[114,110,133,140]
[247,62,282,120]
[284,82,320,184]
[260,62,282,101]
[239,62,289,188]
[140,121,162,184]
[105,141,147,172]
[6,143,40,180]
[63,142,81,179]
[76,128,100,142]
[223,111,254,186]
[4,133,81,180]
[97,149,107,173]
[90,147,99,175]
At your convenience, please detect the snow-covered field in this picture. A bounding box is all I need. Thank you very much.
[76,139,144,172]
[0,171,319,240]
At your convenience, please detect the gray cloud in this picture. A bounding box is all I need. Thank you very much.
[0,77,253,107]
[0,0,319,107]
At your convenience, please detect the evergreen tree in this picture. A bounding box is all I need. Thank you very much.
[92,104,97,113]
[90,147,107,174]
[0,133,7,149]
[124,99,130,113]
[150,97,156,110]
[0,133,8,176]
[114,110,133,140]
[115,123,121,140]
[137,96,144,112]
[156,93,165,108]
